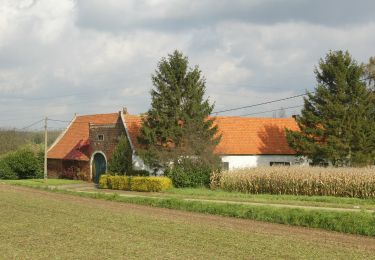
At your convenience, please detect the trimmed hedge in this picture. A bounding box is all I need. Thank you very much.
[99,175,172,192]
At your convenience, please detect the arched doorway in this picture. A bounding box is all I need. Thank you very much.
[91,152,107,183]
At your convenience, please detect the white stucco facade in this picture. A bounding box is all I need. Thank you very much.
[220,155,304,170]
[132,153,150,171]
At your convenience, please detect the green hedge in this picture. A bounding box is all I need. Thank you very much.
[99,175,172,192]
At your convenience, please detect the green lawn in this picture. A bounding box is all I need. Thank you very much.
[1,185,374,259]
[0,178,83,187]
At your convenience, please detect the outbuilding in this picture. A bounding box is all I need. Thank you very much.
[47,109,300,182]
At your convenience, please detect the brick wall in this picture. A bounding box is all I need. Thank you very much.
[47,114,126,181]
[47,159,63,178]
[88,115,126,163]
[47,158,90,180]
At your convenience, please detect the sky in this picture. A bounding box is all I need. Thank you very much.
[1,0,375,129]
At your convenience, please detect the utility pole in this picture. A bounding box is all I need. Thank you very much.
[44,116,48,182]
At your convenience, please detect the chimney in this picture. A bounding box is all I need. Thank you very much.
[122,107,128,115]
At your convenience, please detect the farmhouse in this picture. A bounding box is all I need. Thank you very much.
[47,108,300,182]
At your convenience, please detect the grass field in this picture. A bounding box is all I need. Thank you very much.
[6,179,375,210]
[1,179,83,187]
[1,184,375,259]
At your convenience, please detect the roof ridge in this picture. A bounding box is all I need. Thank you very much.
[76,112,118,118]
[126,114,296,121]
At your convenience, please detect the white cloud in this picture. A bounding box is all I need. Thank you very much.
[0,0,375,127]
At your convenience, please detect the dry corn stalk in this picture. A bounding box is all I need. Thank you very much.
[216,167,375,198]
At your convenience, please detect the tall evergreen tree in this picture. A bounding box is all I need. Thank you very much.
[138,50,220,168]
[108,135,132,174]
[364,57,375,88]
[286,50,375,166]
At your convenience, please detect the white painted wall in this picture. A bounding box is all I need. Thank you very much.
[220,155,306,170]
[133,152,308,173]
[133,153,166,175]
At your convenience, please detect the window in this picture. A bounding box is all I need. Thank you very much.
[270,162,290,166]
[221,162,229,171]
[97,134,104,141]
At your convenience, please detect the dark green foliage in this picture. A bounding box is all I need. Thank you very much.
[165,158,212,188]
[128,169,150,176]
[364,57,375,88]
[0,159,17,179]
[108,135,133,175]
[287,50,375,166]
[2,146,43,179]
[138,50,221,171]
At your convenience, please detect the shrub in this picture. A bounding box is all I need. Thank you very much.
[99,175,109,189]
[166,159,212,188]
[131,177,172,192]
[60,166,81,180]
[109,175,130,190]
[117,176,130,190]
[128,169,150,176]
[98,175,172,192]
[3,147,43,179]
[0,159,17,179]
[214,167,375,198]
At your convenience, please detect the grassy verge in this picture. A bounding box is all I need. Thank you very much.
[0,179,83,187]
[162,187,375,210]
[8,183,375,237]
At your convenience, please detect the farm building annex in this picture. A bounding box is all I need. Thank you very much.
[47,108,300,182]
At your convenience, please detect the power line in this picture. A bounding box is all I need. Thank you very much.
[240,104,304,117]
[48,118,103,124]
[212,92,312,114]
[18,119,44,131]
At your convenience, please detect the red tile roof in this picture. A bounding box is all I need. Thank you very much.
[48,112,299,160]
[124,114,143,150]
[213,116,298,155]
[47,113,119,161]
[125,114,299,155]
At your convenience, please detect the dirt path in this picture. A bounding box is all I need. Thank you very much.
[54,183,375,213]
[2,184,375,251]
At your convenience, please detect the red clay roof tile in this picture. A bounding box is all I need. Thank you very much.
[125,114,298,155]
[48,112,299,160]
[47,113,119,161]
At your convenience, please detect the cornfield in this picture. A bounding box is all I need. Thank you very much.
[211,167,375,198]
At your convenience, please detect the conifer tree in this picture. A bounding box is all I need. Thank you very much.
[364,57,375,88]
[138,50,220,168]
[108,135,132,174]
[286,50,375,166]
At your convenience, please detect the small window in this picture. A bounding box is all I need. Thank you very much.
[221,162,229,171]
[270,162,290,166]
[97,134,104,141]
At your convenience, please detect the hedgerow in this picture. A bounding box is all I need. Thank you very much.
[99,175,172,192]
